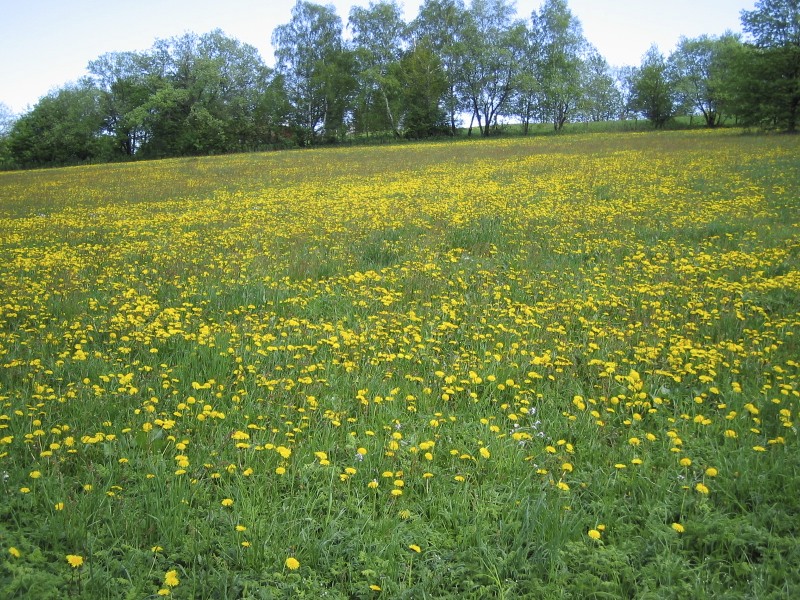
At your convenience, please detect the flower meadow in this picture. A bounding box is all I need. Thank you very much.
[0,130,798,598]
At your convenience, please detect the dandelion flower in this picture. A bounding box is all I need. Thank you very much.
[285,556,300,570]
[221,498,234,507]
[408,544,421,553]
[164,570,180,587]
[9,547,21,558]
[695,483,710,495]
[679,457,692,467]
[66,554,84,568]
[479,447,491,459]
[588,529,601,540]
[671,523,685,533]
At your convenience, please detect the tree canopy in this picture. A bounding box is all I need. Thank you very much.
[3,0,797,169]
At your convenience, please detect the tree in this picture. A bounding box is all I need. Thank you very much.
[614,65,638,121]
[272,1,352,143]
[737,0,800,131]
[89,50,168,156]
[532,0,588,131]
[7,82,113,167]
[398,40,450,137]
[349,1,407,137]
[669,34,743,127]
[578,50,622,122]
[510,20,543,133]
[88,30,279,158]
[460,0,527,136]
[630,45,675,128]
[0,102,16,168]
[411,0,471,134]
[0,102,15,138]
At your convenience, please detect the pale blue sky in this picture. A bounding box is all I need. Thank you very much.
[0,0,754,114]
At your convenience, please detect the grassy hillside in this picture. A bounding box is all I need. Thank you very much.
[1,130,798,598]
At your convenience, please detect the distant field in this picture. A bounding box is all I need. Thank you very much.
[1,130,798,598]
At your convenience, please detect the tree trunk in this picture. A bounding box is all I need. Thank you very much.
[381,88,400,138]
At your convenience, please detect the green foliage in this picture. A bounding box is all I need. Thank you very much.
[631,46,676,128]
[533,0,588,130]
[399,42,450,138]
[272,1,351,144]
[738,0,800,131]
[669,34,744,127]
[7,82,115,167]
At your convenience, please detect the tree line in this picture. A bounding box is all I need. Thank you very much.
[0,0,798,169]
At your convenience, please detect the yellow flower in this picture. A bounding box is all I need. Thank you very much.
[370,584,382,591]
[679,457,692,467]
[479,447,490,459]
[275,466,286,475]
[556,481,570,492]
[29,471,41,479]
[588,529,601,540]
[408,544,421,553]
[54,502,64,511]
[285,556,300,570]
[695,483,710,495]
[9,547,21,558]
[671,523,685,533]
[221,498,234,507]
[705,467,718,477]
[66,554,84,568]
[164,569,180,587]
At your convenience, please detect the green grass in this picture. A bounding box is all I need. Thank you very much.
[0,129,798,598]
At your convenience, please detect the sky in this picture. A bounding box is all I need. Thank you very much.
[0,0,755,115]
